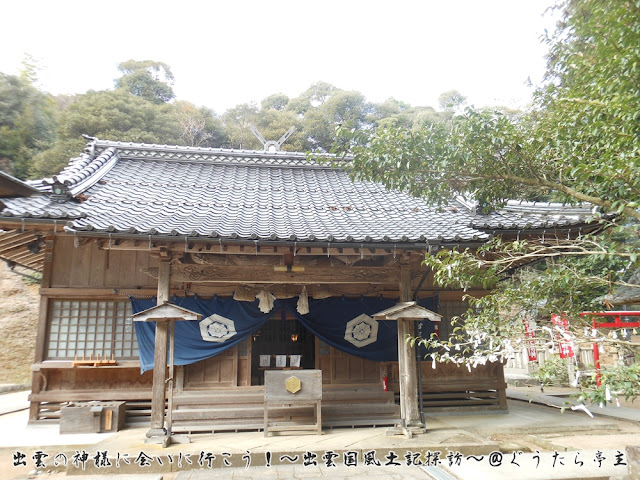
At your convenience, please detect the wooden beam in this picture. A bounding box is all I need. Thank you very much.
[142,264,401,284]
[39,283,417,299]
[92,237,398,257]
[0,222,52,233]
[40,287,157,297]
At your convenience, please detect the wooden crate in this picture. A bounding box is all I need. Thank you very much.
[60,401,126,434]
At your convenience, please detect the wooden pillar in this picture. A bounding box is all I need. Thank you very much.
[496,361,508,409]
[147,258,170,437]
[30,237,54,422]
[398,260,420,425]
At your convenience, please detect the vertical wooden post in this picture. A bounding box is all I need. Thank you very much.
[30,237,54,422]
[398,259,421,425]
[496,360,508,409]
[147,258,170,438]
[166,319,176,437]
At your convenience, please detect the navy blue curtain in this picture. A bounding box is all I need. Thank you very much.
[283,297,438,362]
[132,295,439,371]
[284,296,397,361]
[132,295,276,373]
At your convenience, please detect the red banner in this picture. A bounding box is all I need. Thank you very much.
[551,314,574,358]
[522,318,537,361]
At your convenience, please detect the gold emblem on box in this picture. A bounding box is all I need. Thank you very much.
[285,376,301,394]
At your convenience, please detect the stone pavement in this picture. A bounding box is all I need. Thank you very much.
[1,388,639,479]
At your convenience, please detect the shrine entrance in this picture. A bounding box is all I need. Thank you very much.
[250,308,315,385]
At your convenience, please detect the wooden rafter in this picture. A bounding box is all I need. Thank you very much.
[0,229,47,272]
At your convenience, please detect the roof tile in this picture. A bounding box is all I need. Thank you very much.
[0,140,597,245]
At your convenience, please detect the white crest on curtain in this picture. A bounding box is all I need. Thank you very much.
[344,314,378,347]
[199,314,236,343]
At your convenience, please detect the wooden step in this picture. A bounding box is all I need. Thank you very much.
[169,386,400,433]
[173,396,395,410]
[172,402,398,421]
[173,422,264,434]
[173,388,394,403]
[419,391,500,400]
[422,382,506,391]
[421,400,499,407]
[171,415,400,434]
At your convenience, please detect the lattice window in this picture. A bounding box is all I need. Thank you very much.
[46,300,138,360]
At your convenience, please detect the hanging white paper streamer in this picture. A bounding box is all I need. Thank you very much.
[256,290,276,313]
[297,286,309,315]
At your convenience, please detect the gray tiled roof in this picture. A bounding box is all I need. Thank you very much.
[0,140,596,245]
[467,200,597,231]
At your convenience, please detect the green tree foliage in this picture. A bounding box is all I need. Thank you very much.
[171,101,227,147]
[285,81,340,115]
[0,53,472,178]
[438,89,467,112]
[339,0,640,216]
[261,93,290,111]
[253,108,305,152]
[303,91,367,151]
[31,89,181,177]
[410,106,447,129]
[114,60,175,104]
[1,49,467,177]
[339,0,640,405]
[0,72,56,179]
[368,98,413,128]
[536,0,640,219]
[221,103,261,150]
[301,88,374,151]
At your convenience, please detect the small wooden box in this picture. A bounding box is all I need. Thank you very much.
[60,401,126,434]
[264,370,322,436]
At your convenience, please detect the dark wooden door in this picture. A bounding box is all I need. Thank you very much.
[183,346,237,388]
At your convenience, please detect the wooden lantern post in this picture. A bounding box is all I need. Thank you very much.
[399,263,417,424]
[133,301,201,446]
[373,267,442,438]
[133,256,202,447]
[150,259,170,437]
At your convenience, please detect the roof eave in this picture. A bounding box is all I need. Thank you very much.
[60,227,488,252]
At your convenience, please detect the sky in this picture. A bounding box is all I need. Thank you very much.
[1,0,557,114]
